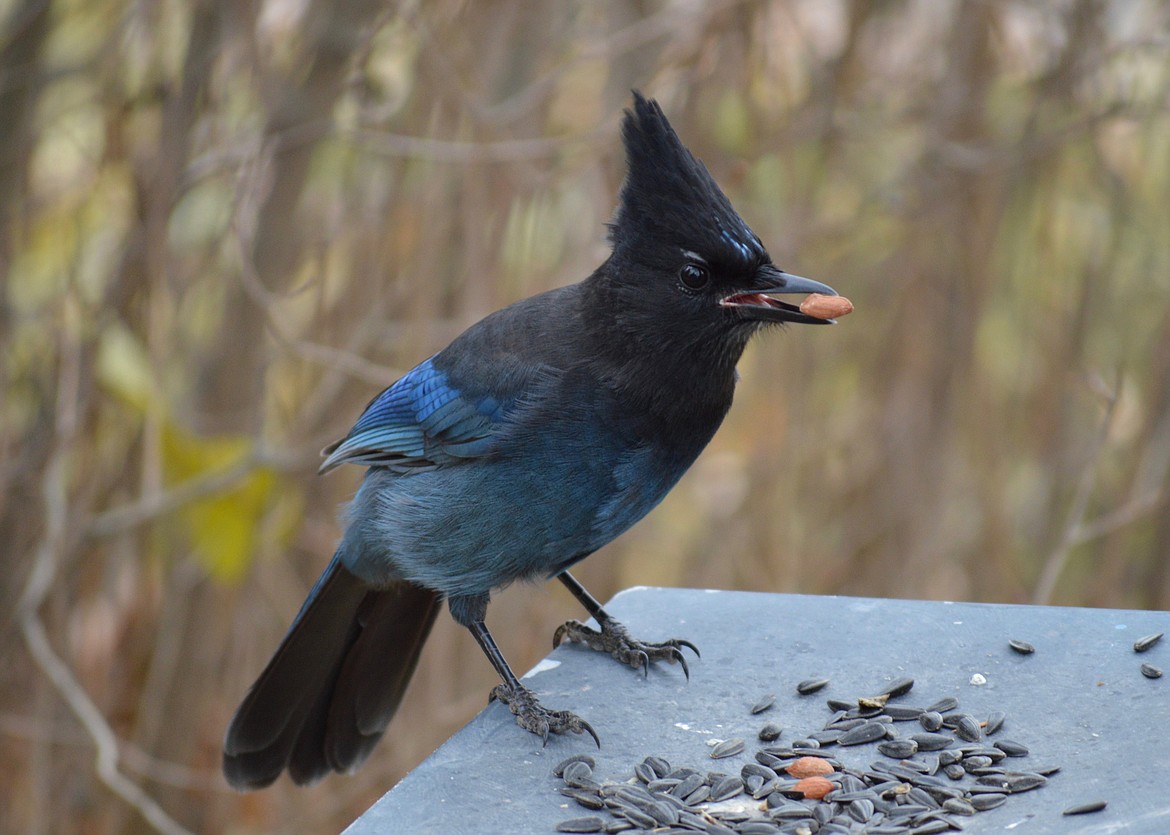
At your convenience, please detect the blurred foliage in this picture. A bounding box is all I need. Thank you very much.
[2,0,1169,832]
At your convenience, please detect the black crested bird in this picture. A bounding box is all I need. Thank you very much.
[223,92,839,789]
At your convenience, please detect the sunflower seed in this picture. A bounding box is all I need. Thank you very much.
[925,696,959,713]
[554,754,597,777]
[964,745,1006,761]
[603,820,634,834]
[941,797,976,816]
[612,804,656,829]
[758,722,783,742]
[1134,632,1164,653]
[739,822,784,835]
[911,733,953,752]
[557,816,605,833]
[962,756,994,771]
[768,803,814,820]
[839,721,888,746]
[797,678,830,695]
[563,789,605,810]
[765,789,795,808]
[618,791,678,826]
[884,705,925,721]
[645,778,678,793]
[994,739,1029,757]
[710,738,745,759]
[808,729,843,745]
[955,714,983,743]
[669,773,703,799]
[918,711,943,732]
[878,739,919,759]
[742,762,778,781]
[1008,638,1035,654]
[751,778,781,800]
[710,775,744,802]
[847,798,876,822]
[942,764,966,780]
[886,803,931,819]
[983,710,1006,735]
[643,756,670,778]
[752,694,776,714]
[633,761,656,784]
[1141,663,1163,679]
[879,677,915,698]
[563,761,599,790]
[756,751,786,769]
[969,793,1007,811]
[937,750,962,766]
[1007,772,1048,793]
[1063,800,1107,815]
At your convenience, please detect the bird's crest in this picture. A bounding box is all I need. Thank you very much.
[609,92,766,268]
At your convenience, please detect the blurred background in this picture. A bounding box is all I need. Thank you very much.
[2,0,1169,832]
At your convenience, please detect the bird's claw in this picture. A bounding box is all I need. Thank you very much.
[554,617,699,680]
[490,683,600,748]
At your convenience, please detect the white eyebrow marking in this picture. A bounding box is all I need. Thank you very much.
[681,249,707,263]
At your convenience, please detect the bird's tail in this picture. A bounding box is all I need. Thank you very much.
[223,553,441,789]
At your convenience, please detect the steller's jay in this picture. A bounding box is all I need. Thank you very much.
[223,92,839,789]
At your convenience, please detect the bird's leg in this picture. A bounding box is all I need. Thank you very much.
[553,572,700,679]
[465,616,599,747]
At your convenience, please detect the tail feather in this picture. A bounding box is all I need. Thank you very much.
[223,554,441,790]
[321,586,441,773]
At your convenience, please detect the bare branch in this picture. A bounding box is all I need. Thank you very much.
[18,312,194,835]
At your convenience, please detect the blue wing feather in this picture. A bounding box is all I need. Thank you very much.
[319,357,500,474]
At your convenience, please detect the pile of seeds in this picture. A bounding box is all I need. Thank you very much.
[552,678,1094,834]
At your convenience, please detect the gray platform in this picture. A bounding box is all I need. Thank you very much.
[346,588,1169,834]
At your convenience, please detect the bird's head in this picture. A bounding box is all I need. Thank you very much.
[603,92,837,342]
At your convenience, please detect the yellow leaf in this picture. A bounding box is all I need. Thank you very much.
[162,426,283,583]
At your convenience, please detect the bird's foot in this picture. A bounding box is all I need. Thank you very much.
[490,683,600,747]
[553,617,700,679]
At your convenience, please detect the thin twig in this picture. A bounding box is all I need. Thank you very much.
[85,444,308,539]
[229,210,401,387]
[1032,372,1120,604]
[0,714,221,791]
[1072,489,1169,546]
[21,618,196,835]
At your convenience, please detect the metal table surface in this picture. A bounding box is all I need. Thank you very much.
[345,588,1169,834]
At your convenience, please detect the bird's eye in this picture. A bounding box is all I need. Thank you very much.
[679,263,709,291]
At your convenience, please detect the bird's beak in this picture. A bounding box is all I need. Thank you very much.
[719,265,839,324]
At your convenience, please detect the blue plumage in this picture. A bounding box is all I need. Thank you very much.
[224,92,839,790]
[319,357,502,472]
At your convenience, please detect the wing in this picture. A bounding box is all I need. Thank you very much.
[318,356,510,474]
